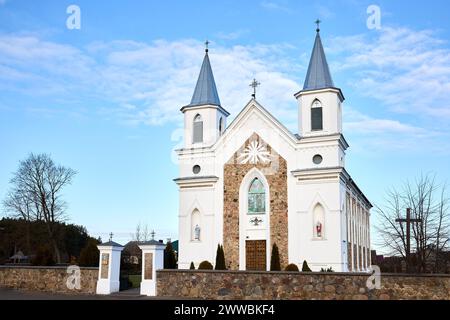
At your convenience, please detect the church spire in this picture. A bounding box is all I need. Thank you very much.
[188,41,221,107]
[303,22,335,91]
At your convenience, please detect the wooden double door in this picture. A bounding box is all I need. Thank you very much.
[245,240,267,271]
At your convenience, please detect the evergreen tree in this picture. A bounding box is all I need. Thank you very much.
[270,243,281,271]
[302,260,312,272]
[79,239,99,267]
[285,263,299,272]
[189,262,195,270]
[215,244,226,270]
[198,260,213,270]
[164,241,177,269]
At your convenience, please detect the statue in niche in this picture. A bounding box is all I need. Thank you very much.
[194,224,201,241]
[316,221,323,238]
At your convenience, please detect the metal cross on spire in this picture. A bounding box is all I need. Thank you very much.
[205,40,209,53]
[250,78,260,99]
[151,229,156,241]
[315,19,321,32]
[109,232,113,242]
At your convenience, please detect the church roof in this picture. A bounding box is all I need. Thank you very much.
[98,241,123,247]
[188,50,221,107]
[303,30,335,91]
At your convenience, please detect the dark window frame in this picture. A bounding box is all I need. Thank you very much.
[311,100,323,131]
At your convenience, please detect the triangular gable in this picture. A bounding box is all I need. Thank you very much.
[213,99,299,152]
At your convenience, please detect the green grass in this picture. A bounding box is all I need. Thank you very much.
[128,275,141,288]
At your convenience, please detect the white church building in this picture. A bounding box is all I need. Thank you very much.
[174,27,372,272]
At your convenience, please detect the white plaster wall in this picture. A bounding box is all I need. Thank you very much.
[291,179,344,271]
[183,106,228,148]
[177,100,352,271]
[297,90,343,137]
[177,186,217,269]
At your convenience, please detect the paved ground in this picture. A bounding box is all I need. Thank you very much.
[0,287,181,300]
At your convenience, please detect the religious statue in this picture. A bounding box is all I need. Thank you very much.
[194,224,201,241]
[316,221,322,238]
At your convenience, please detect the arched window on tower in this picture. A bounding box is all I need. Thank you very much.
[219,117,224,136]
[313,203,325,239]
[248,178,266,215]
[191,209,201,241]
[193,114,203,143]
[311,99,323,131]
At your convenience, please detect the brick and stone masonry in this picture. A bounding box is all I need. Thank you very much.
[223,134,288,270]
[157,270,450,300]
[0,266,98,295]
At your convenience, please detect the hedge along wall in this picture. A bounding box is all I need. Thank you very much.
[157,270,450,300]
[0,266,99,295]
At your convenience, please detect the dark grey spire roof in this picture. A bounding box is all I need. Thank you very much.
[303,31,335,91]
[189,51,221,107]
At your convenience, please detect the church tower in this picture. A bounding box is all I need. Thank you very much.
[181,44,230,148]
[295,24,344,137]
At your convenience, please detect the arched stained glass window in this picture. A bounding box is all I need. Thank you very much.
[248,178,266,215]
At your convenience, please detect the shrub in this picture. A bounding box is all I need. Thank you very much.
[285,263,299,272]
[215,244,226,270]
[164,241,177,269]
[190,262,195,270]
[320,267,334,273]
[270,243,281,271]
[302,260,312,272]
[198,260,213,270]
[79,239,99,267]
[32,245,55,266]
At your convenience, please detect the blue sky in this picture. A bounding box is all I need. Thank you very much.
[1,0,449,251]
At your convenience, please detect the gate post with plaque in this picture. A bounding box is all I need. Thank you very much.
[96,241,124,295]
[139,240,166,296]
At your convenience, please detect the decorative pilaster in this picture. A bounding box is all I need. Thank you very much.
[139,240,166,296]
[96,241,124,295]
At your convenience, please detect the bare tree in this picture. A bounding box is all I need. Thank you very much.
[376,174,450,273]
[132,223,142,243]
[131,222,151,243]
[3,153,77,263]
[142,224,150,242]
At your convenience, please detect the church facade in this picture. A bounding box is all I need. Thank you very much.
[174,29,372,272]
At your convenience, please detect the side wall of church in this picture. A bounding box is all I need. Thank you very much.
[344,186,371,272]
[290,178,345,271]
[177,185,218,269]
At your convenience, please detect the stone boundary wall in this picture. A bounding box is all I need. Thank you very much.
[0,265,99,295]
[157,270,450,300]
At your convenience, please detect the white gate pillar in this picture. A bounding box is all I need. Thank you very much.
[96,241,124,295]
[139,240,166,296]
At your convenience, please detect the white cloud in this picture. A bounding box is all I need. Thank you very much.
[315,4,335,19]
[215,29,250,41]
[328,27,450,122]
[0,35,301,128]
[2,26,449,153]
[343,106,449,153]
[260,1,292,13]
[344,106,432,136]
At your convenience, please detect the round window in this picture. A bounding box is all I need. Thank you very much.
[193,165,201,174]
[313,155,323,165]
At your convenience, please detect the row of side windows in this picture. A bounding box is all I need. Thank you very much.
[190,176,326,241]
[191,207,325,240]
[192,114,225,144]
